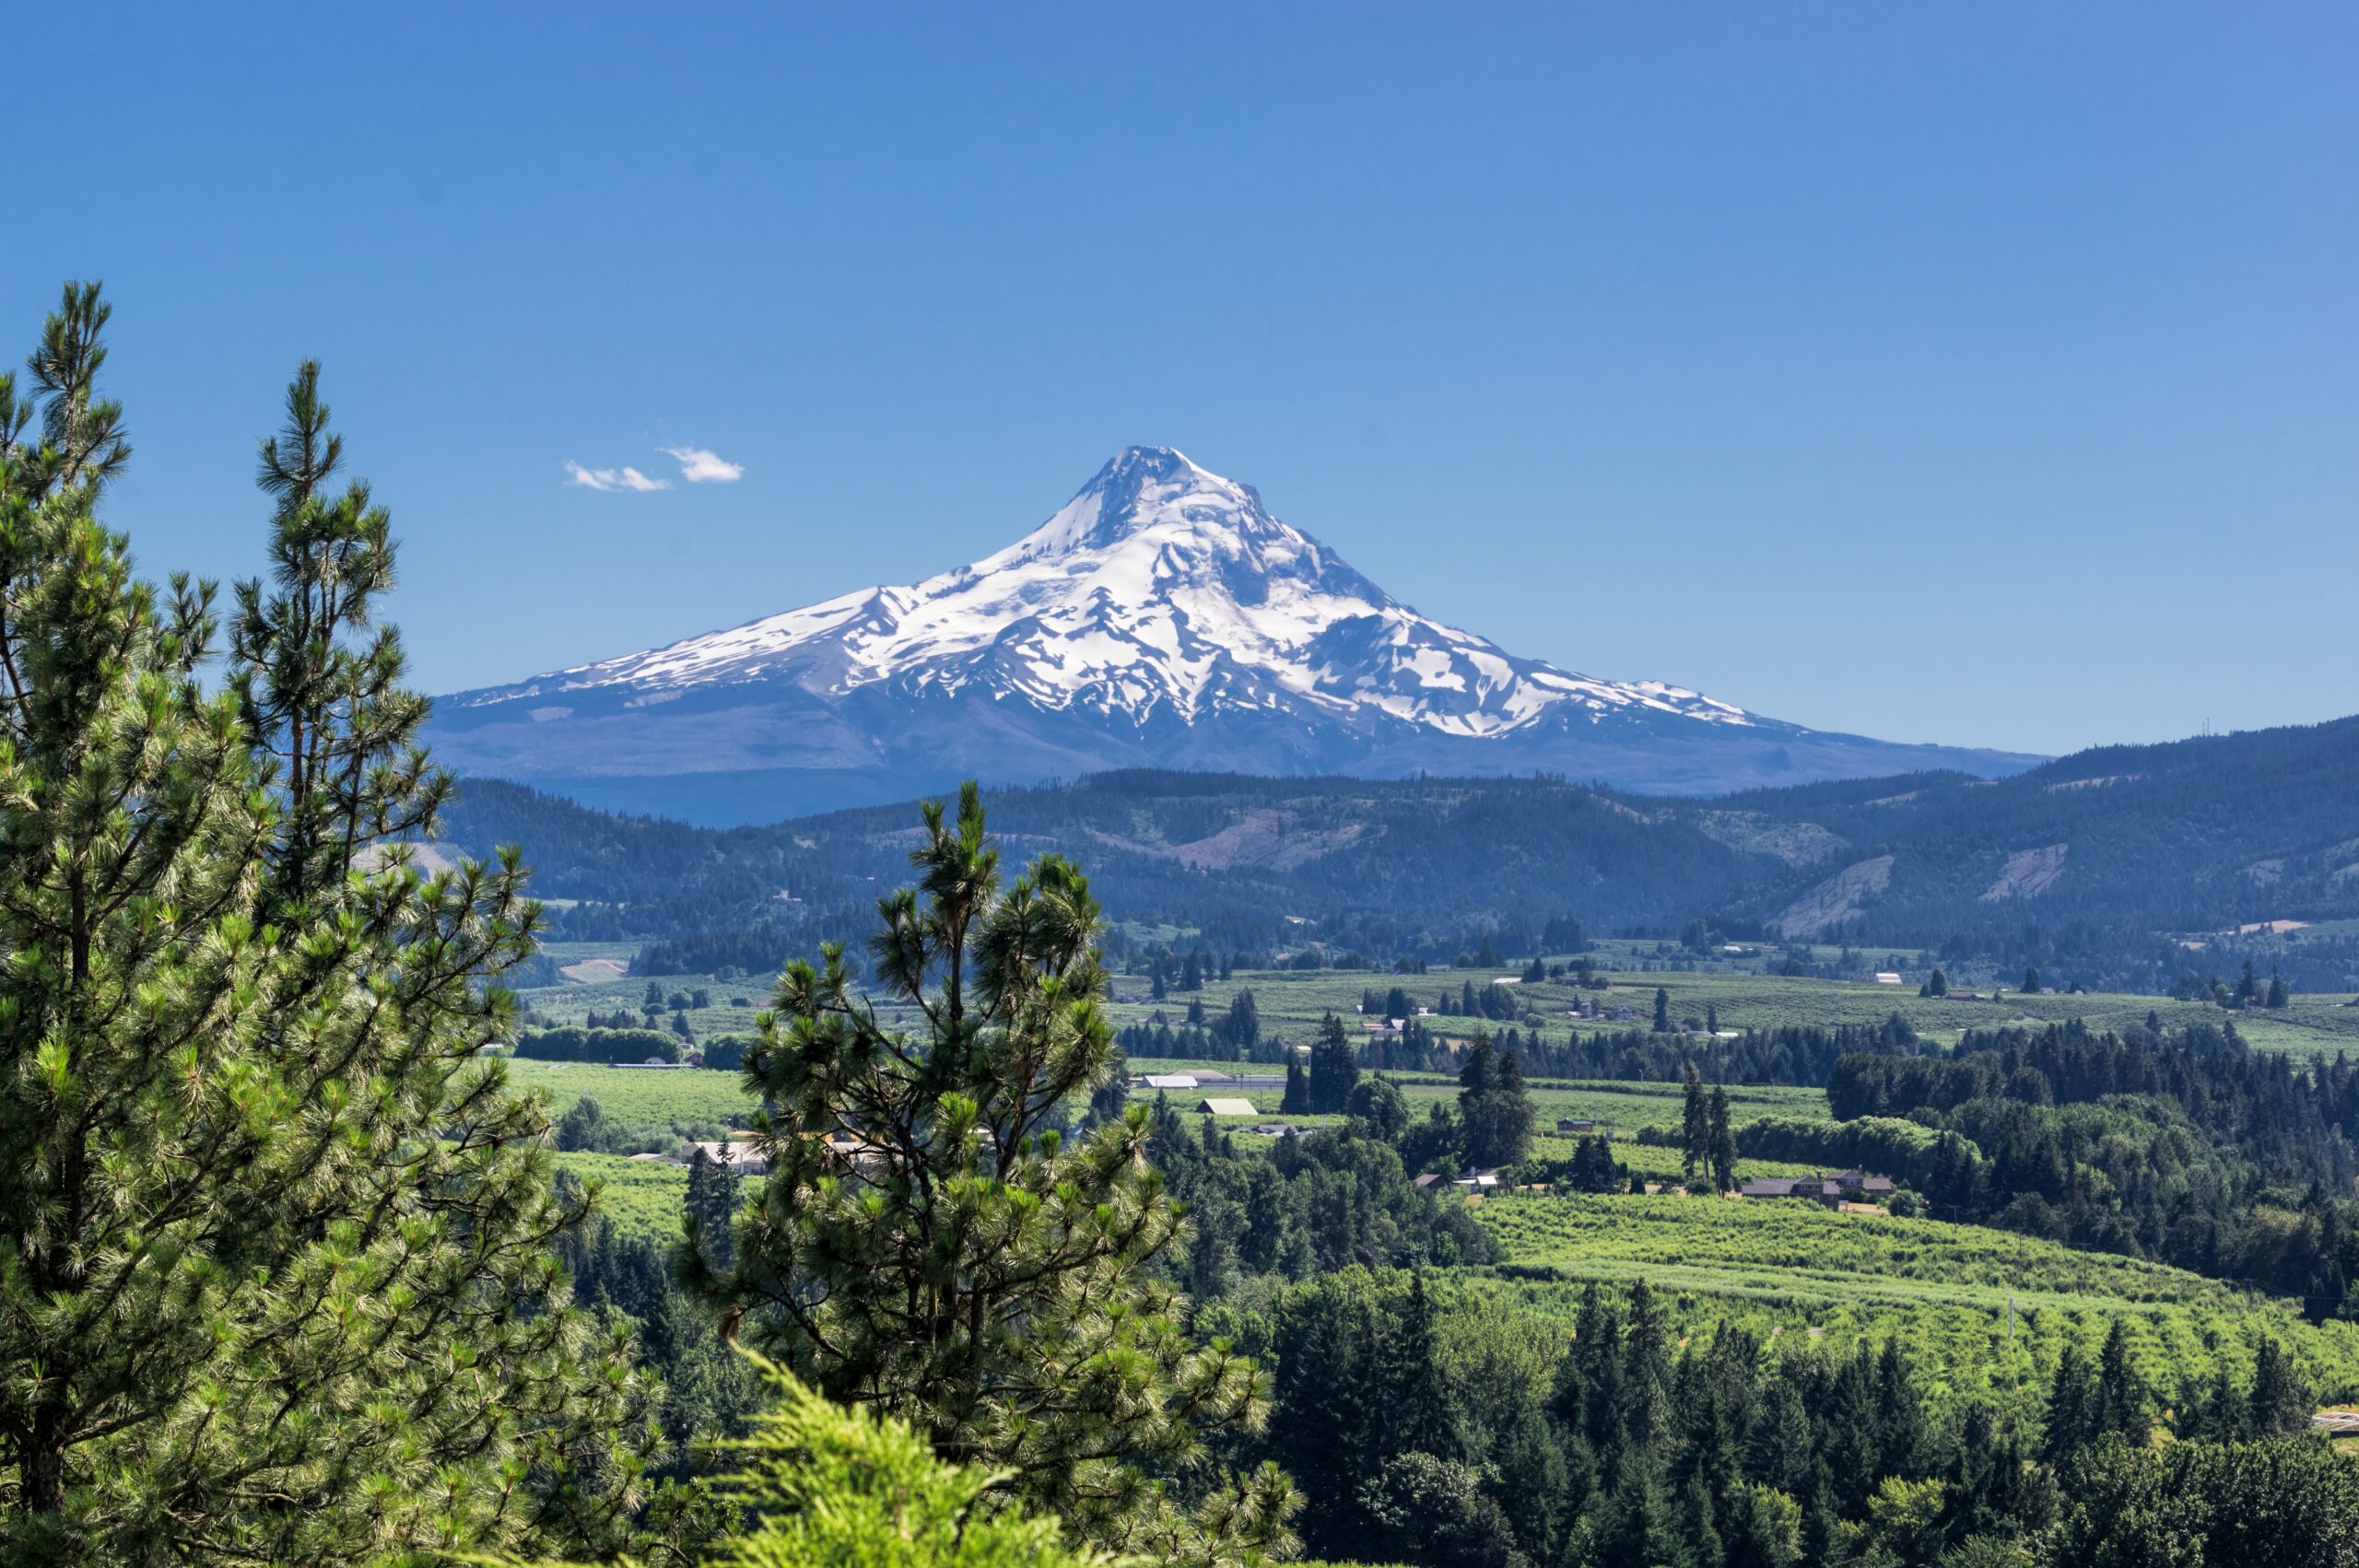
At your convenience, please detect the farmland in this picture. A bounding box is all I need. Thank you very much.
[555,1151,690,1248]
[1097,960,2359,1059]
[510,1059,752,1137]
[1472,1191,2359,1430]
[516,935,2359,1070]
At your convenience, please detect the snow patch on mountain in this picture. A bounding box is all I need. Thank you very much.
[456,445,1756,742]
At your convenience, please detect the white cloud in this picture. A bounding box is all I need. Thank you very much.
[663,445,745,484]
[566,461,671,493]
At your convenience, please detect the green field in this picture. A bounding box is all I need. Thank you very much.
[1471,1191,2359,1429]
[511,1059,754,1136]
[518,937,2359,1071]
[1098,963,2359,1058]
[557,1150,690,1247]
[521,942,769,1047]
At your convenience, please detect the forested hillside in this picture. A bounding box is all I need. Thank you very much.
[439,715,2359,992]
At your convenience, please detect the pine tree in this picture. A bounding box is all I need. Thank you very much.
[684,1145,741,1270]
[1681,1061,1710,1182]
[700,785,1293,1560]
[1654,987,1672,1034]
[0,299,659,1561]
[2268,967,2291,1010]
[2250,1336,2311,1435]
[1281,1057,1310,1115]
[1872,1340,1927,1477]
[2041,1342,2094,1463]
[2094,1317,2146,1443]
[1708,1082,1739,1195]
[1379,1273,1455,1461]
[1309,1012,1359,1116]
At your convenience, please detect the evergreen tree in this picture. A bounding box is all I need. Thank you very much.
[1281,1057,1310,1115]
[700,785,1293,1560]
[0,303,658,1561]
[1220,989,1261,1055]
[2041,1343,2094,1463]
[1309,1012,1359,1117]
[2177,1363,2245,1443]
[1654,987,1672,1034]
[2267,967,2291,1010]
[2093,1318,2147,1444]
[1680,1061,1710,1182]
[1456,1035,1533,1169]
[684,1145,740,1270]
[1380,1273,1456,1462]
[519,1352,1110,1568]
[2249,1337,2311,1435]
[1708,1082,1739,1194]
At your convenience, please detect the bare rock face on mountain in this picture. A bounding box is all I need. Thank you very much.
[428,447,2038,824]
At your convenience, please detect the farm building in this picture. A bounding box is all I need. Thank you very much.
[1740,1168,1895,1204]
[1143,1073,1199,1091]
[1197,1097,1259,1117]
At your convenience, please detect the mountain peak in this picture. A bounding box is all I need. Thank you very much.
[441,448,1794,765]
[996,444,1270,566]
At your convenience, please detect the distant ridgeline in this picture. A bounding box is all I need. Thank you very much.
[435,713,2359,992]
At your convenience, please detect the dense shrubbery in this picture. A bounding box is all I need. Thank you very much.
[1724,1114,1951,1189]
[514,1024,687,1064]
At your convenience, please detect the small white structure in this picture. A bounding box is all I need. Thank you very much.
[671,1140,769,1176]
[1197,1097,1259,1117]
[1873,972,1904,986]
[1143,1073,1200,1091]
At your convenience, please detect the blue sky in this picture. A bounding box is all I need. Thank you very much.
[6,4,2353,757]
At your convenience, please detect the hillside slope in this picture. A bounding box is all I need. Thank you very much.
[433,715,2359,990]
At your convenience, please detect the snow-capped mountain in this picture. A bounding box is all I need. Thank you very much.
[429,447,2040,825]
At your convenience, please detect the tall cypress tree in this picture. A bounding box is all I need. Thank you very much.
[0,292,660,1562]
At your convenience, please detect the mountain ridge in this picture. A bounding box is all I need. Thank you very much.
[432,714,2359,994]
[427,446,2041,823]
